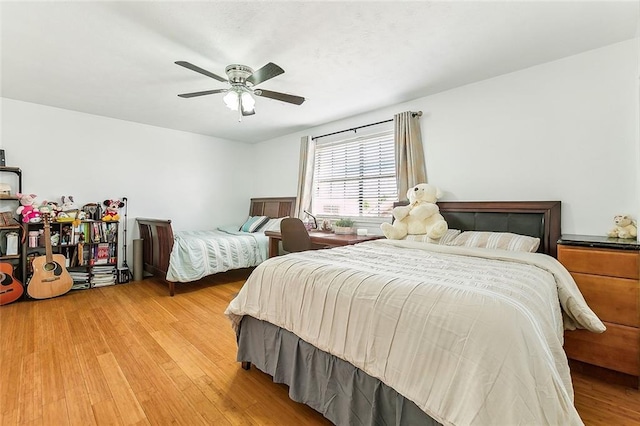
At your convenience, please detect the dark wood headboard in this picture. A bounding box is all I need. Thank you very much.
[249,197,296,218]
[394,200,561,257]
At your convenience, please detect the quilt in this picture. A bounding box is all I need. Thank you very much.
[225,239,605,426]
[166,227,268,282]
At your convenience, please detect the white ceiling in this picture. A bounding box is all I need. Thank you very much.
[1,1,638,144]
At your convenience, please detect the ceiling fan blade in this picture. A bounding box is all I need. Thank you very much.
[175,61,228,82]
[178,89,226,98]
[242,109,256,116]
[247,62,284,86]
[254,89,305,105]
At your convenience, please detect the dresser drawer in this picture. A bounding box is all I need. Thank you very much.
[558,246,639,279]
[564,322,640,376]
[571,272,639,327]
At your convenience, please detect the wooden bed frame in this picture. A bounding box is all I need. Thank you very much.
[237,200,564,425]
[136,197,296,296]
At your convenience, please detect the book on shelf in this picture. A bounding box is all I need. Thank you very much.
[92,265,115,273]
[91,280,116,287]
[0,211,16,226]
[95,243,110,264]
[92,222,101,242]
[107,222,118,243]
[71,282,91,290]
[91,268,117,287]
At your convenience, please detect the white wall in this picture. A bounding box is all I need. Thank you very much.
[252,39,640,236]
[2,38,637,245]
[1,98,255,262]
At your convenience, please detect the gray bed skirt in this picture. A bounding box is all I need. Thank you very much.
[237,316,441,426]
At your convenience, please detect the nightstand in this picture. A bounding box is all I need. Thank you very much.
[557,234,640,387]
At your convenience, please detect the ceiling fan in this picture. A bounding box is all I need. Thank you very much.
[175,61,305,120]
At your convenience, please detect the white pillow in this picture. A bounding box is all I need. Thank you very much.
[448,231,540,253]
[260,216,288,232]
[403,229,461,245]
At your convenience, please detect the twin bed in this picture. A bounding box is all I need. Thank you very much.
[224,201,604,425]
[136,197,295,296]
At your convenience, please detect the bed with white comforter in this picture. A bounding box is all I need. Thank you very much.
[166,226,268,282]
[225,239,605,426]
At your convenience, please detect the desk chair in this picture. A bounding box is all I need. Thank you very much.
[280,218,314,253]
[280,218,330,253]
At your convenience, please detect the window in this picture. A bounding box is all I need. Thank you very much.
[312,130,397,218]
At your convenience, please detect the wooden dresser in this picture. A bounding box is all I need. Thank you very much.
[557,234,640,387]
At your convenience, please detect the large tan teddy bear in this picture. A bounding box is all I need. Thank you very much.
[381,183,448,240]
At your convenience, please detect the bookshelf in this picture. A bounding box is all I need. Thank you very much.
[0,166,23,282]
[22,219,120,292]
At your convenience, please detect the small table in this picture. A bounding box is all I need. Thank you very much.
[264,230,385,258]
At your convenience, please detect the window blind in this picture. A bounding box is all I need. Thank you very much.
[312,130,397,218]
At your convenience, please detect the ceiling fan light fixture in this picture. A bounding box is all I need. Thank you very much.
[176,61,304,119]
[223,90,239,111]
[241,91,255,113]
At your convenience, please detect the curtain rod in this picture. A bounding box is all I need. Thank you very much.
[312,111,422,141]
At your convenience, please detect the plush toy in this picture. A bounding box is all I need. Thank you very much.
[102,199,125,221]
[16,193,42,223]
[39,200,62,220]
[380,183,448,240]
[608,214,637,239]
[57,196,86,222]
[60,196,78,212]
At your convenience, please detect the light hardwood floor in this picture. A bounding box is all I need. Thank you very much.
[1,271,639,425]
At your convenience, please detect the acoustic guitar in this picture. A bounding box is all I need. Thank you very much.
[0,262,24,305]
[27,212,73,299]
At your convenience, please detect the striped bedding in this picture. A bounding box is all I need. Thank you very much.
[226,239,605,426]
[166,228,268,282]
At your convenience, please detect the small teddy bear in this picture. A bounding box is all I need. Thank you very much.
[15,193,42,223]
[380,183,448,240]
[102,199,125,221]
[608,214,637,239]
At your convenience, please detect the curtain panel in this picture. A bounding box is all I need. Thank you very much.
[394,111,426,200]
[294,135,316,218]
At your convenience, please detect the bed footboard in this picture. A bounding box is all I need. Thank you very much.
[136,218,175,296]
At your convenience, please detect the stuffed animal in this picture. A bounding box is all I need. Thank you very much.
[15,193,42,223]
[608,214,637,239]
[380,183,448,240]
[60,196,78,212]
[57,196,86,221]
[102,199,125,221]
[39,200,62,220]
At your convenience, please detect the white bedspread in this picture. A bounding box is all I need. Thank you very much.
[225,239,604,426]
[166,228,268,282]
